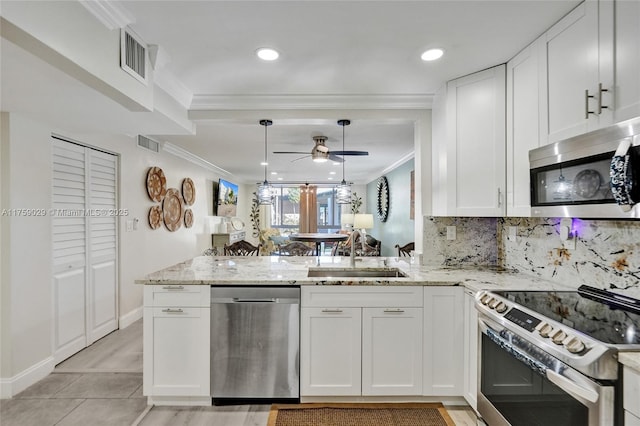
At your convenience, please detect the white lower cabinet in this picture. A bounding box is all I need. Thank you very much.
[624,365,640,425]
[362,307,423,396]
[423,287,464,396]
[300,307,362,396]
[143,286,210,402]
[301,286,423,397]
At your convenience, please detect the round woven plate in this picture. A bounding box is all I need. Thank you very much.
[146,167,167,202]
[148,205,162,230]
[184,208,194,228]
[182,177,196,206]
[162,188,183,231]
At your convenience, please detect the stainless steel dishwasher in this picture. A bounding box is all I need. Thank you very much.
[210,286,300,403]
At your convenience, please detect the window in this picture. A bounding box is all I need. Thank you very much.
[270,186,342,233]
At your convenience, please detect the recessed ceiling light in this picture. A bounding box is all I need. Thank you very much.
[260,161,268,166]
[271,171,278,175]
[328,177,334,180]
[277,177,283,181]
[256,48,279,61]
[421,48,444,61]
[329,171,336,175]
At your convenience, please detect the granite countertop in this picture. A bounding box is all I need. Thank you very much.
[135,255,573,292]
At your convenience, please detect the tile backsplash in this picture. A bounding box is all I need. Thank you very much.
[423,216,640,295]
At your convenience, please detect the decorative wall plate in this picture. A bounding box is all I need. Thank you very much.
[148,205,162,229]
[376,176,389,222]
[184,208,194,228]
[146,167,167,202]
[230,217,245,231]
[162,188,183,231]
[182,177,196,206]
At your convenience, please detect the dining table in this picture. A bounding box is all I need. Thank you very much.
[288,232,349,256]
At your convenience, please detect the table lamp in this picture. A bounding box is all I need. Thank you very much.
[353,213,374,251]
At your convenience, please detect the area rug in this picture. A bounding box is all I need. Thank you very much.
[267,402,456,426]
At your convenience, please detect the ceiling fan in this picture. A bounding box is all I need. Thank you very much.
[273,123,368,163]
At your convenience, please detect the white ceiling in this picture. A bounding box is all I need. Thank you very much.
[1,0,581,185]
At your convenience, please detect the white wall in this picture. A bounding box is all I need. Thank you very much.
[0,112,231,396]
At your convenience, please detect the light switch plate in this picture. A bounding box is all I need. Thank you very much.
[446,226,456,240]
[508,226,517,242]
[125,220,133,232]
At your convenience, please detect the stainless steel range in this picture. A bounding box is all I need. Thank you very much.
[476,285,640,426]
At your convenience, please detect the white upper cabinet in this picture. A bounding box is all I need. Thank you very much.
[614,0,640,122]
[539,0,614,144]
[444,65,506,217]
[506,40,543,217]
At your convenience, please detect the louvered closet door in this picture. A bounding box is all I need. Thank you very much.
[87,149,118,343]
[52,138,118,364]
[52,139,88,363]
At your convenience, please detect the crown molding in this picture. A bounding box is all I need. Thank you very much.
[162,142,232,176]
[364,151,415,183]
[79,0,135,30]
[190,94,433,111]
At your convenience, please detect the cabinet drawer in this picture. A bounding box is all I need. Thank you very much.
[624,366,640,418]
[302,286,423,308]
[144,285,211,307]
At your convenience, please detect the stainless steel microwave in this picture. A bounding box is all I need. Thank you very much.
[529,117,640,219]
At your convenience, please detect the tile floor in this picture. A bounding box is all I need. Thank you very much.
[1,318,478,425]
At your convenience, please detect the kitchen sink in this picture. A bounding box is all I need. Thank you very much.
[307,268,408,278]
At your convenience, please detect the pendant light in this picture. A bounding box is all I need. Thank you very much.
[335,119,352,204]
[257,119,274,205]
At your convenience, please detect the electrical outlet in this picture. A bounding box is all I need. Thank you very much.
[508,226,517,242]
[446,226,456,240]
[125,220,133,232]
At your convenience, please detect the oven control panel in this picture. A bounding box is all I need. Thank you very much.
[477,291,589,357]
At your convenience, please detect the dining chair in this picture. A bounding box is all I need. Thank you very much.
[223,240,260,256]
[278,241,315,256]
[395,242,415,257]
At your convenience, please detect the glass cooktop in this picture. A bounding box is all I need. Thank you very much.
[493,286,640,346]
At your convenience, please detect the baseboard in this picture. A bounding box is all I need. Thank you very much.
[0,356,55,398]
[119,306,143,329]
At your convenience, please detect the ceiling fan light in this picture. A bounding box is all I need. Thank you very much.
[336,181,351,204]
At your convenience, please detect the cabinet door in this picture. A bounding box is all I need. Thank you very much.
[540,1,604,144]
[143,306,210,397]
[463,290,478,411]
[614,0,640,122]
[506,40,542,217]
[300,307,361,396]
[362,308,423,396]
[423,287,463,396]
[446,65,506,216]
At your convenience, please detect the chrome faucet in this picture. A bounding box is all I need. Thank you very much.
[350,229,362,268]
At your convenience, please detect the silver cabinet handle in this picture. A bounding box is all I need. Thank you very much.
[162,285,184,290]
[598,83,609,114]
[585,89,595,119]
[497,187,503,207]
[321,309,343,313]
[161,308,184,313]
[383,309,405,313]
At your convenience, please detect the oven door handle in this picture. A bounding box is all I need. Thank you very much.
[546,369,599,404]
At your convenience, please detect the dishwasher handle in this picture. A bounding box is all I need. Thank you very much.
[232,297,277,303]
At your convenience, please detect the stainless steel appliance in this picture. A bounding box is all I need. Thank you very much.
[529,116,640,218]
[476,286,640,426]
[210,286,300,403]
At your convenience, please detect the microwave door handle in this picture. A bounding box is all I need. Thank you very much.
[546,369,599,404]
